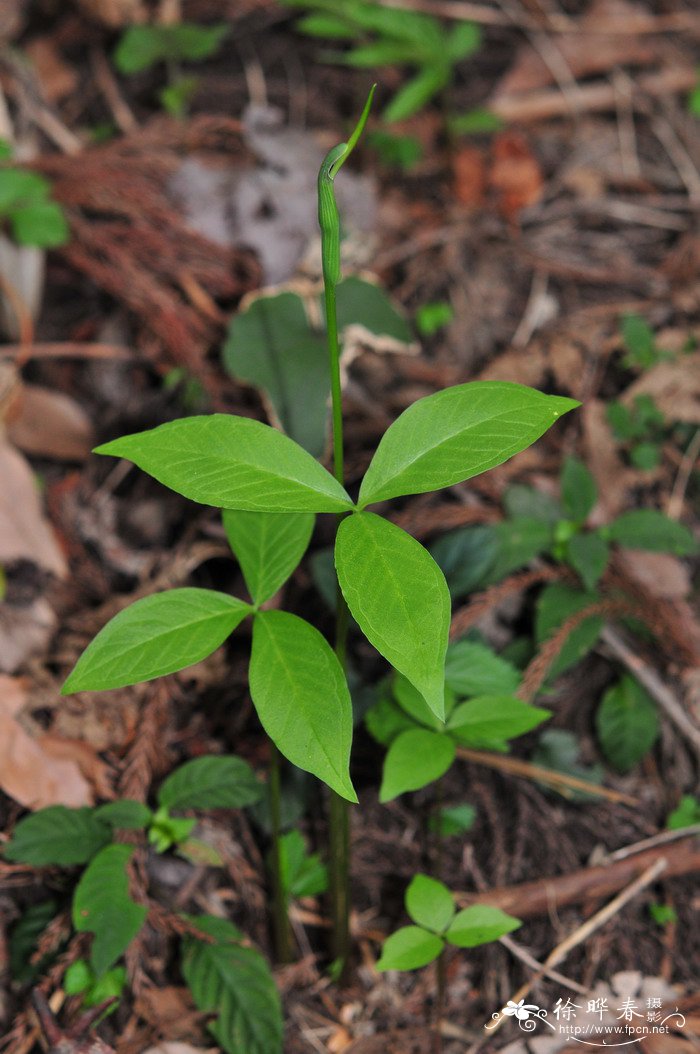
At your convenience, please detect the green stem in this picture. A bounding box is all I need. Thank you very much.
[268,742,292,964]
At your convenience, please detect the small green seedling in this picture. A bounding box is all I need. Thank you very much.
[0,149,68,247]
[275,829,329,901]
[428,802,476,837]
[607,393,666,470]
[620,313,672,371]
[448,108,504,136]
[365,640,549,801]
[376,874,520,971]
[648,902,678,927]
[282,0,481,122]
[64,960,126,1012]
[59,89,577,979]
[415,300,453,337]
[113,22,229,117]
[666,794,700,829]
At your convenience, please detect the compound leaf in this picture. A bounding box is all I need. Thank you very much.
[62,589,251,693]
[249,611,356,802]
[376,925,444,971]
[595,674,659,773]
[445,905,521,948]
[379,729,455,802]
[158,755,263,811]
[358,382,578,507]
[95,415,352,513]
[4,806,110,866]
[406,874,455,934]
[72,845,147,976]
[336,513,450,719]
[223,509,314,605]
[182,916,283,1054]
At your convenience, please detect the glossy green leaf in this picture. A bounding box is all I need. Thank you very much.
[375,925,444,971]
[62,589,251,693]
[336,513,450,718]
[94,801,153,830]
[182,915,283,1054]
[358,382,578,507]
[595,674,659,773]
[566,531,609,591]
[223,509,314,605]
[406,875,455,934]
[249,611,356,802]
[379,729,455,802]
[158,755,263,811]
[72,845,147,976]
[535,583,603,680]
[393,673,446,730]
[605,510,697,556]
[560,457,597,523]
[447,696,550,747]
[444,641,520,698]
[4,807,110,866]
[223,293,329,457]
[445,905,521,947]
[95,415,353,513]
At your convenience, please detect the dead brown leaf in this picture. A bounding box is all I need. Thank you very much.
[0,598,56,675]
[0,675,92,807]
[134,987,204,1041]
[25,37,78,102]
[452,145,486,207]
[616,549,691,599]
[37,734,114,799]
[7,383,94,461]
[582,399,633,519]
[0,440,66,576]
[489,132,543,221]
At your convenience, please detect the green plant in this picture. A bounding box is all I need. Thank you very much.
[376,873,520,971]
[113,22,228,117]
[415,300,453,337]
[365,640,549,801]
[58,90,576,987]
[620,313,672,371]
[367,129,423,170]
[282,0,481,122]
[0,159,68,248]
[2,756,278,1051]
[607,393,666,470]
[666,794,700,829]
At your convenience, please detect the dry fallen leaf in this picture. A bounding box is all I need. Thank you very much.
[7,382,94,461]
[0,675,92,808]
[452,145,487,207]
[25,37,78,102]
[616,549,691,599]
[582,399,633,519]
[0,440,66,576]
[0,597,56,675]
[489,132,544,221]
[37,734,113,799]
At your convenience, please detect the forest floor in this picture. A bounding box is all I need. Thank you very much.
[1,1,700,1052]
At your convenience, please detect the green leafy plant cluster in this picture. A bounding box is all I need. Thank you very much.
[376,874,520,971]
[113,22,229,117]
[4,755,282,1052]
[366,640,549,800]
[607,393,666,471]
[0,142,68,247]
[619,313,672,371]
[281,0,481,122]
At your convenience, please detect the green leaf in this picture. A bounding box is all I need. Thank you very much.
[561,457,597,523]
[295,13,357,37]
[595,674,659,773]
[182,916,283,1054]
[535,583,603,679]
[379,729,455,802]
[168,23,229,61]
[445,905,520,947]
[95,415,353,513]
[621,313,657,369]
[4,807,110,866]
[375,925,444,971]
[405,874,455,933]
[11,202,69,247]
[223,509,314,605]
[278,830,328,898]
[73,845,147,976]
[249,611,356,802]
[158,755,263,811]
[448,696,550,747]
[428,802,476,836]
[566,531,609,591]
[393,673,445,730]
[368,130,423,171]
[82,964,127,1009]
[149,807,196,852]
[336,513,450,718]
[449,108,504,135]
[0,169,50,210]
[359,382,578,508]
[344,41,419,67]
[430,524,500,597]
[64,959,94,995]
[605,510,697,556]
[531,729,603,801]
[223,293,329,458]
[444,641,520,698]
[630,442,661,471]
[415,301,453,336]
[384,64,451,122]
[94,801,153,830]
[114,26,169,72]
[62,588,251,693]
[364,691,415,746]
[483,518,553,584]
[503,484,562,525]
[159,75,199,118]
[666,795,700,830]
[334,277,413,344]
[9,899,58,983]
[446,20,481,60]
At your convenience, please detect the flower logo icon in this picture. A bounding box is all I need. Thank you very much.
[503,999,539,1021]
